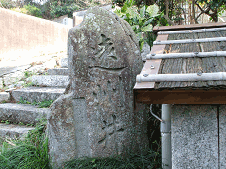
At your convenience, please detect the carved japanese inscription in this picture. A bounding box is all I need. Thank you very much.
[90,34,117,62]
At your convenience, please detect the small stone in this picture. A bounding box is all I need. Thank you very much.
[0,78,3,89]
[8,84,15,89]
[15,81,25,87]
[141,42,150,61]
[5,88,16,92]
[0,92,10,102]
[60,58,68,68]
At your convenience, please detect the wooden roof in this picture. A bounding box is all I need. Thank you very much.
[153,22,226,32]
[134,23,226,104]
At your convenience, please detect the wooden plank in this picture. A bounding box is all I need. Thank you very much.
[153,22,226,32]
[134,89,226,104]
[134,34,168,89]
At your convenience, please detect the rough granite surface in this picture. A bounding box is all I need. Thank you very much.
[0,103,49,124]
[31,75,69,87]
[0,78,3,89]
[11,87,65,103]
[48,7,148,168]
[0,92,9,102]
[220,105,226,168]
[172,105,218,169]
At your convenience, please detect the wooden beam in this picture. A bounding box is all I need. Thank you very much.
[134,89,226,104]
[153,22,226,32]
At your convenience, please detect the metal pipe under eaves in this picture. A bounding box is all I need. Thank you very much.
[136,72,226,83]
[161,104,172,169]
[158,27,226,35]
[151,104,172,169]
[153,37,226,45]
[146,51,226,60]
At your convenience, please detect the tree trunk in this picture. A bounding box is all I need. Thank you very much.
[192,0,195,24]
[189,2,192,24]
[165,0,169,18]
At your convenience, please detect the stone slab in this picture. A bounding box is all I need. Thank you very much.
[11,87,65,103]
[220,105,226,168]
[0,103,49,124]
[47,68,69,75]
[48,7,147,168]
[31,75,69,87]
[0,123,35,139]
[0,92,10,102]
[172,105,218,169]
[60,58,68,68]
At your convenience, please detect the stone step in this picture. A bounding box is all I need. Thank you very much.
[47,68,69,75]
[60,58,68,68]
[30,75,69,87]
[0,103,49,125]
[0,123,35,139]
[11,86,65,103]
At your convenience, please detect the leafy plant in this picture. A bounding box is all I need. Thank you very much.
[114,0,168,50]
[33,99,54,108]
[0,0,17,9]
[10,4,42,18]
[18,97,53,108]
[23,81,35,88]
[50,2,79,18]
[1,120,10,124]
[24,4,42,18]
[10,7,28,14]
[19,97,31,105]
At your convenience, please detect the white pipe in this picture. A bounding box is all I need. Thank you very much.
[146,51,226,60]
[158,27,226,35]
[161,104,172,169]
[136,72,226,83]
[153,37,226,45]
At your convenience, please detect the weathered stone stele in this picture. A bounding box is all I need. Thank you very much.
[48,7,148,168]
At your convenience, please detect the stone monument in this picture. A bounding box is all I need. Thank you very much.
[48,7,148,168]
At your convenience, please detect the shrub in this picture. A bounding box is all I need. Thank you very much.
[114,0,168,50]
[24,4,42,18]
[10,4,42,18]
[50,2,79,18]
[0,0,17,9]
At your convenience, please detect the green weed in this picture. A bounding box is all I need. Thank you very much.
[18,97,53,108]
[1,120,10,124]
[23,81,36,87]
[24,71,34,79]
[18,122,25,126]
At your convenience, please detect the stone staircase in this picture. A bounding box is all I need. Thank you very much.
[0,58,69,140]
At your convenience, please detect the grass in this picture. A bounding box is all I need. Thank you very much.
[0,119,50,169]
[0,105,162,169]
[18,97,54,108]
[63,150,161,169]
